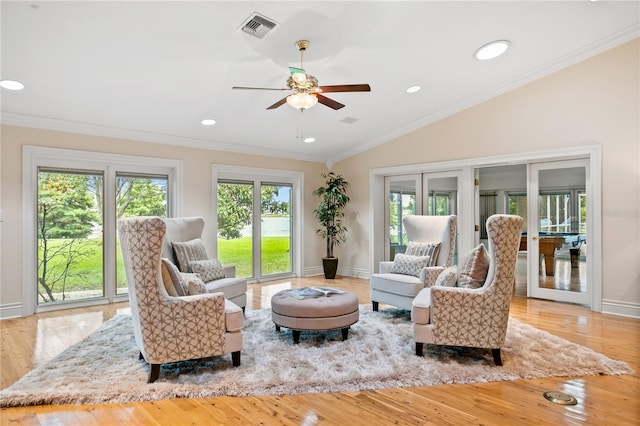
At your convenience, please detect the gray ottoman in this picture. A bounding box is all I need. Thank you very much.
[271,289,359,344]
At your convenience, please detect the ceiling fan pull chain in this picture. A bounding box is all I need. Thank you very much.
[297,109,304,140]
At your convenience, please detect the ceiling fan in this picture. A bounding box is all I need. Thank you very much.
[232,40,371,111]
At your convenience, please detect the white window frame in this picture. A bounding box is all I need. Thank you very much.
[23,146,182,315]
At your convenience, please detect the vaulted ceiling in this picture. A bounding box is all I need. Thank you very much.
[1,1,638,164]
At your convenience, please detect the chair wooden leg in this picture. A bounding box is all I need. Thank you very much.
[232,351,241,367]
[372,301,379,311]
[416,342,424,356]
[148,364,160,383]
[491,348,502,366]
[292,330,301,344]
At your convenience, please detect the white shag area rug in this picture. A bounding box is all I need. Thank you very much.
[0,305,632,407]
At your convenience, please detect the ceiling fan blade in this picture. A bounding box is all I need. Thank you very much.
[232,86,290,91]
[317,84,371,93]
[317,94,345,110]
[267,97,288,110]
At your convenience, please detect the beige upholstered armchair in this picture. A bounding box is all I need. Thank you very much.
[162,217,247,311]
[370,215,457,311]
[411,214,523,366]
[118,216,243,383]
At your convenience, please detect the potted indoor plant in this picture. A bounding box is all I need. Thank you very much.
[313,172,350,279]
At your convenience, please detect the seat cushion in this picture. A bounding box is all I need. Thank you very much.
[370,273,425,297]
[411,288,432,325]
[205,277,248,299]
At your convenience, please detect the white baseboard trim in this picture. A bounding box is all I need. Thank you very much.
[338,267,370,280]
[601,299,640,319]
[303,266,324,277]
[303,266,370,280]
[0,303,23,320]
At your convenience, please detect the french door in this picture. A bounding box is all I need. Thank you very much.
[384,171,460,261]
[527,159,590,305]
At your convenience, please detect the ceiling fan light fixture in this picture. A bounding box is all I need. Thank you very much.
[406,85,421,94]
[286,92,318,110]
[303,137,316,143]
[474,40,510,60]
[201,119,216,126]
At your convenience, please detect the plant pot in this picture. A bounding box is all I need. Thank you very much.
[322,257,339,279]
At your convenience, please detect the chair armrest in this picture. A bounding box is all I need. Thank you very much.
[379,261,394,274]
[429,286,487,326]
[224,299,244,332]
[223,265,236,278]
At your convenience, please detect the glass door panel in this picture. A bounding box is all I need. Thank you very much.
[217,181,254,278]
[423,172,460,263]
[385,175,420,260]
[37,169,104,305]
[528,160,589,305]
[115,173,169,294]
[260,183,292,276]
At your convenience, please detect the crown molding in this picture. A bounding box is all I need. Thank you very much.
[329,24,640,166]
[1,112,325,164]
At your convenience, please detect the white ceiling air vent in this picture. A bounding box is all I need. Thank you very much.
[240,13,278,39]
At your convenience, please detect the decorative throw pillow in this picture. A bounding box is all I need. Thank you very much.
[389,253,431,277]
[434,265,458,287]
[161,258,188,296]
[182,274,208,295]
[171,238,208,272]
[457,244,490,289]
[189,258,225,282]
[405,241,441,267]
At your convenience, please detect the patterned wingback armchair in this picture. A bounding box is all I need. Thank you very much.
[370,215,457,311]
[118,216,243,383]
[411,214,523,366]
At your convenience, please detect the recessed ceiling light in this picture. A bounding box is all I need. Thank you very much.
[303,137,315,143]
[474,40,510,61]
[201,119,216,126]
[406,85,421,94]
[0,80,25,91]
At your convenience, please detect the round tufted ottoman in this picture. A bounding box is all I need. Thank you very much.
[271,289,359,344]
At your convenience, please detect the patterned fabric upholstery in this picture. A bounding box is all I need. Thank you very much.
[370,215,457,311]
[412,214,523,361]
[118,216,243,382]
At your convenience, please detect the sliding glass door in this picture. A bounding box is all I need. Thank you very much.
[216,177,294,280]
[25,147,180,314]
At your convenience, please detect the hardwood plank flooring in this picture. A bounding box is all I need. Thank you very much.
[1,269,639,425]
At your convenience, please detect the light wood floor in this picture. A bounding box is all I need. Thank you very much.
[2,268,639,425]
